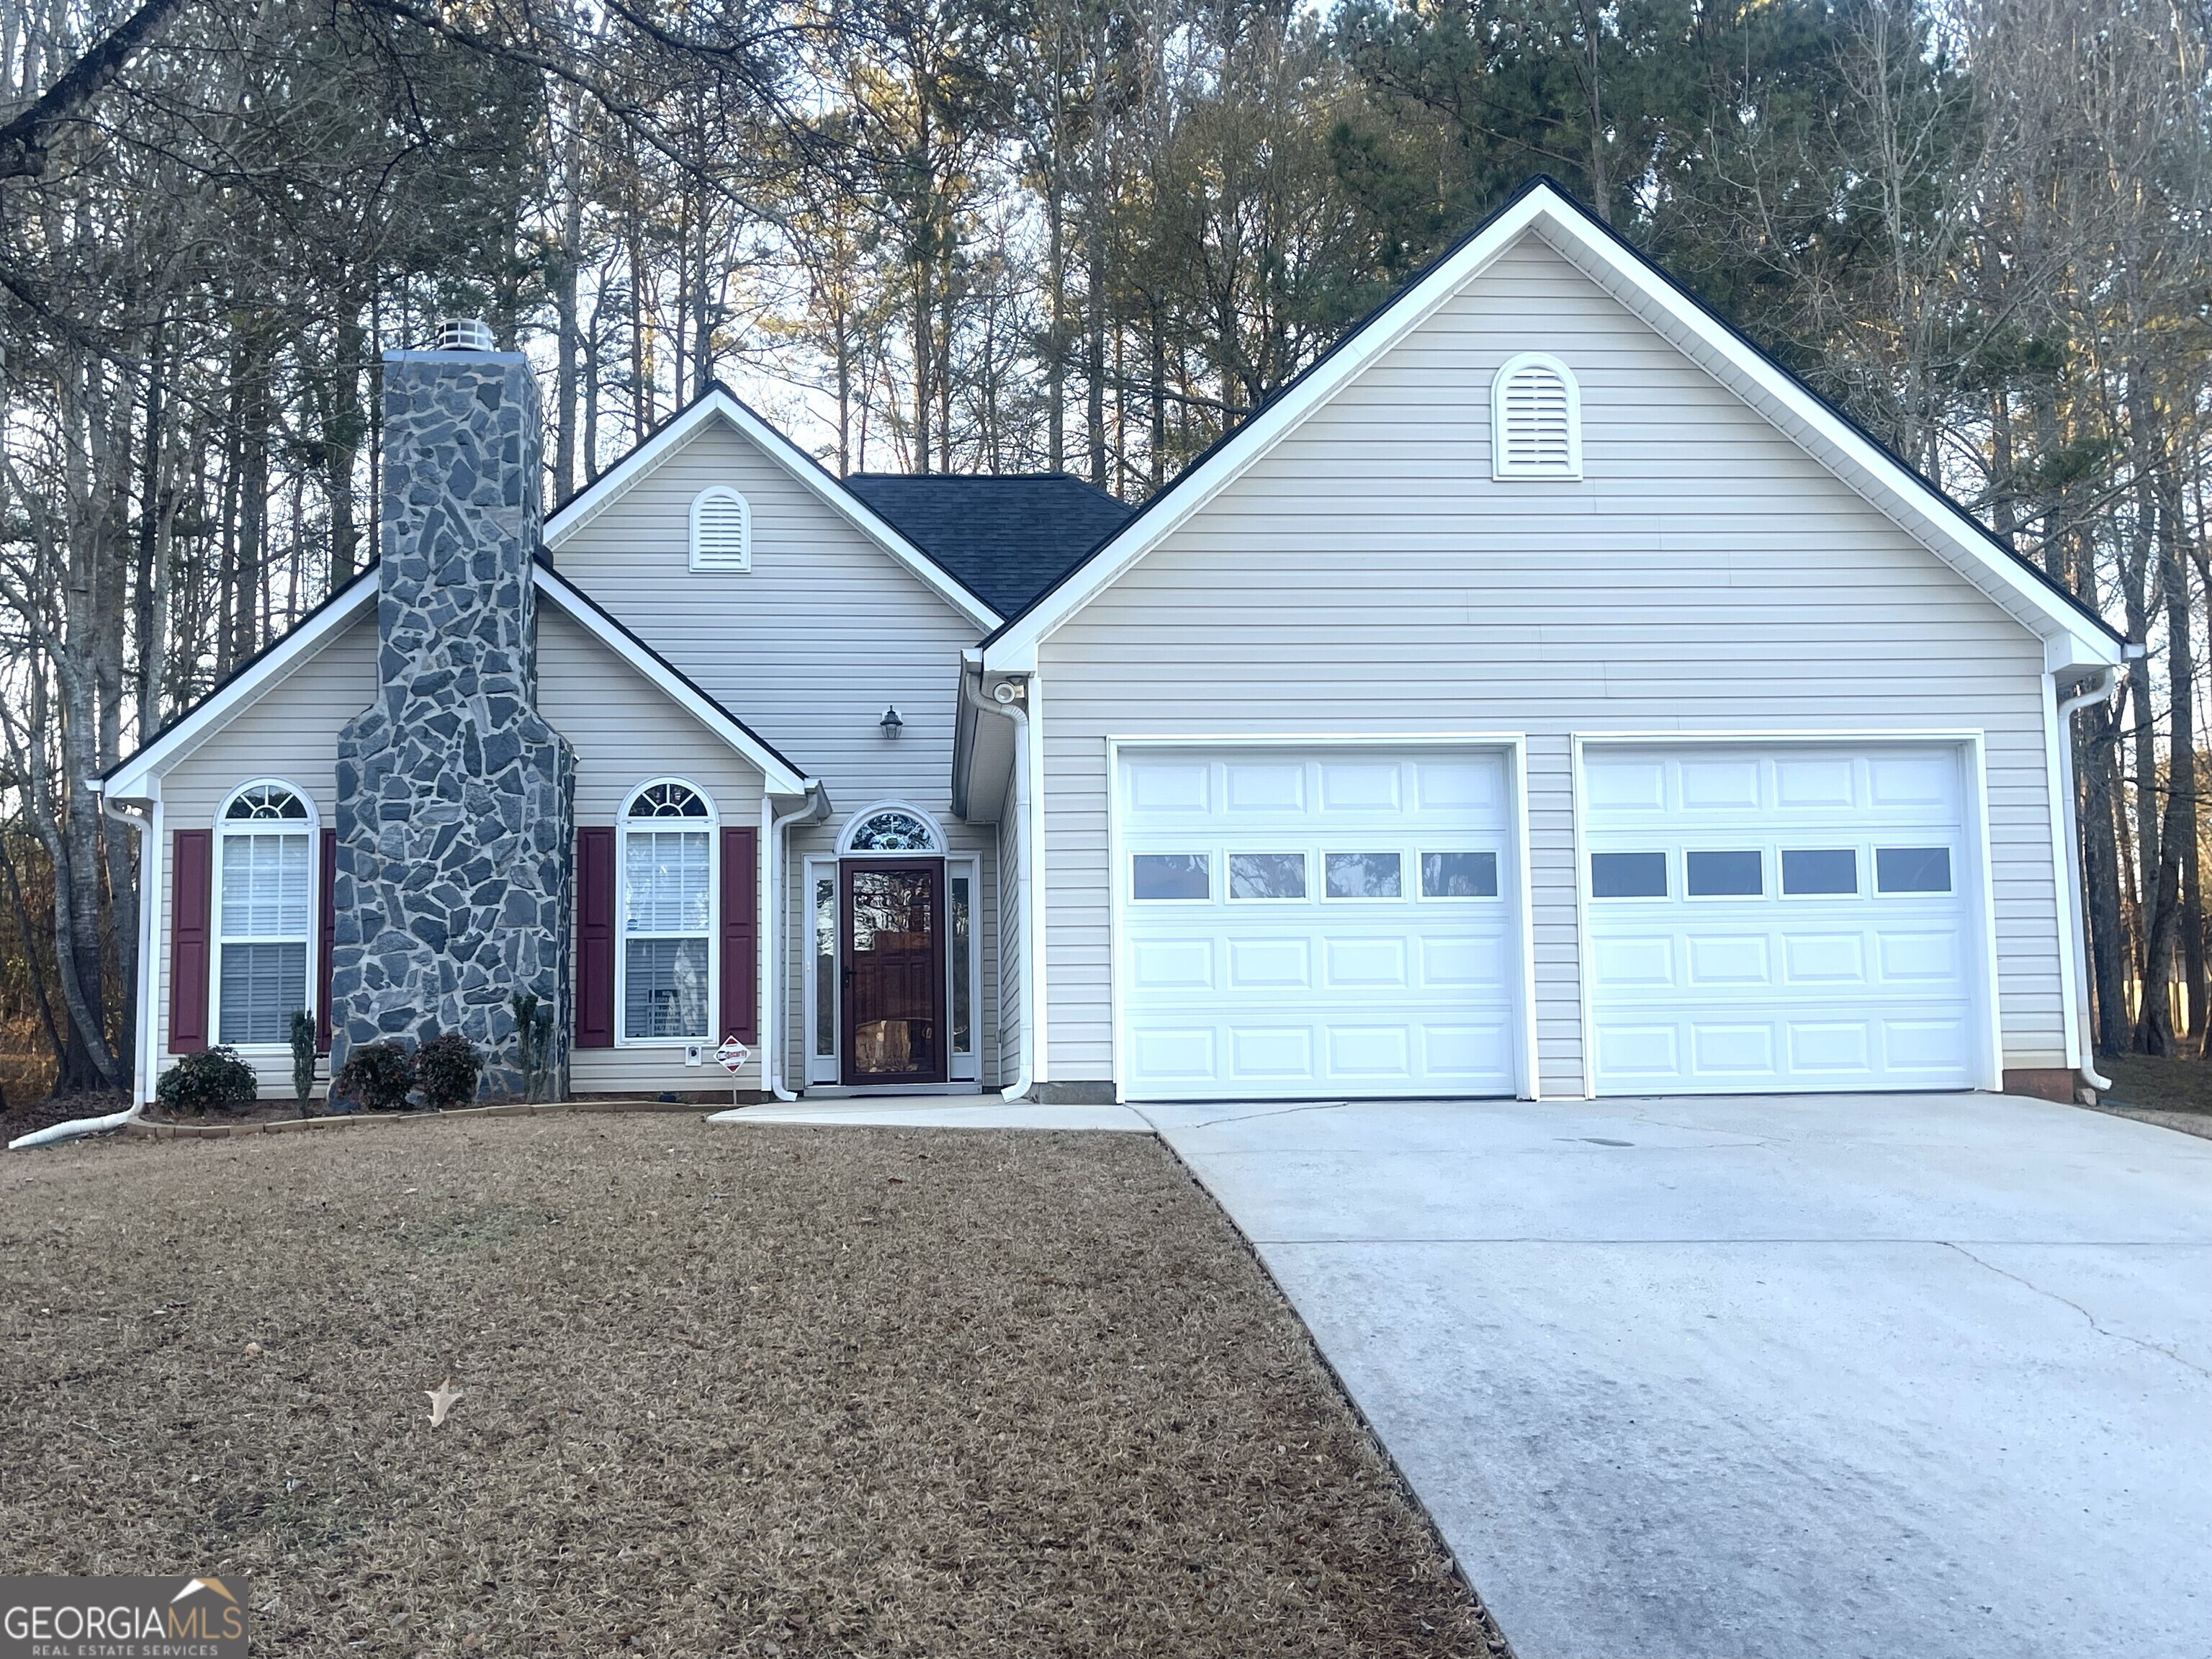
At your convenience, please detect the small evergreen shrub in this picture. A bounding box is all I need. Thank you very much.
[333,1041,415,1112]
[415,1033,482,1109]
[156,1047,261,1115]
[289,1010,318,1118]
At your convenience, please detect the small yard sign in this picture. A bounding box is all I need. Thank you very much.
[715,1037,751,1112]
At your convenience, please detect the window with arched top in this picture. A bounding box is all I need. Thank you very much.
[690,486,751,572]
[619,781,716,1040]
[215,781,317,1046]
[1491,353,1582,480]
[842,805,941,854]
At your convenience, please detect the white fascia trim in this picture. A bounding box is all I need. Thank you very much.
[981,182,2122,673]
[531,565,811,796]
[104,578,377,795]
[542,389,1002,633]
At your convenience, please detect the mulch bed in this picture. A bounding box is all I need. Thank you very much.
[1,1117,1509,1658]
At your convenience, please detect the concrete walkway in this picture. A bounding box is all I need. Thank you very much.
[719,1090,2212,1659]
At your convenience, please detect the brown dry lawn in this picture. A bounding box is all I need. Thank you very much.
[1,1116,1508,1658]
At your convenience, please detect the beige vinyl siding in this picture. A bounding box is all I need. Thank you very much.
[1036,232,2066,1095]
[555,418,1000,1086]
[150,613,377,1096]
[538,605,768,1096]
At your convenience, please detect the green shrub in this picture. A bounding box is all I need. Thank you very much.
[415,1033,482,1109]
[289,1010,318,1118]
[156,1047,261,1115]
[333,1040,415,1112]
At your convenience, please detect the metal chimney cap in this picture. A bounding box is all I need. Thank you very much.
[437,318,496,351]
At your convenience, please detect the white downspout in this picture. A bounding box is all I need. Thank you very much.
[2056,663,2125,1096]
[962,666,1035,1102]
[760,788,824,1103]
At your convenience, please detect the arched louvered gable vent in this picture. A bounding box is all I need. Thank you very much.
[689,486,751,571]
[1491,353,1582,480]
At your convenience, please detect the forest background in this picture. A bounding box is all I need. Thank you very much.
[0,0,2204,1100]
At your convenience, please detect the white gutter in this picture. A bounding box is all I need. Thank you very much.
[961,662,1037,1101]
[2055,660,2130,1095]
[760,786,829,1102]
[9,780,153,1150]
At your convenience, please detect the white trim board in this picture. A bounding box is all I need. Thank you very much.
[542,387,1002,631]
[979,179,2122,674]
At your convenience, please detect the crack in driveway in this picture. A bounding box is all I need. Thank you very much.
[1945,1241,2212,1382]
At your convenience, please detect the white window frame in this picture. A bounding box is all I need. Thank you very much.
[688,485,751,572]
[209,779,319,1053]
[1491,351,1583,480]
[614,778,718,1048]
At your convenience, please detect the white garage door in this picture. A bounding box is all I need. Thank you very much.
[1116,747,1522,1101]
[1582,743,1988,1094]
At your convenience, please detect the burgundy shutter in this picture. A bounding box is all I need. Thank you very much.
[575,827,616,1048]
[720,826,758,1044]
[316,827,338,1055]
[169,829,212,1054]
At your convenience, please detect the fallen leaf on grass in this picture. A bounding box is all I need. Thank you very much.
[426,1378,464,1428]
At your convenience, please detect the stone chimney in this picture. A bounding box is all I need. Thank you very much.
[330,328,575,1099]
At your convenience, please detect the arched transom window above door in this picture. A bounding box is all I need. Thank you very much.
[840,804,943,854]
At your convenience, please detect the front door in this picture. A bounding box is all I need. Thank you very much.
[840,859,948,1085]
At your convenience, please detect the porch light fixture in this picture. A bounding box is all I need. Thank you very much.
[878,706,904,738]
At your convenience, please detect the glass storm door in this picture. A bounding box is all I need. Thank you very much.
[840,860,947,1084]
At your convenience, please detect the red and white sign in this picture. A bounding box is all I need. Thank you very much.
[715,1037,751,1075]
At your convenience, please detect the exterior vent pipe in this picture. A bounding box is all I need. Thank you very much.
[437,318,495,351]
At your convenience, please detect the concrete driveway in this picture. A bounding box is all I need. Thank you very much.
[1141,1092,2212,1659]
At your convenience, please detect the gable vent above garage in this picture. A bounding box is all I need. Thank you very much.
[690,485,751,571]
[1492,353,1582,480]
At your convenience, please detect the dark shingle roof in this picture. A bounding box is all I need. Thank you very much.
[842,472,1135,618]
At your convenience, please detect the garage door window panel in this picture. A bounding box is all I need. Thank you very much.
[1686,850,1763,899]
[1421,851,1499,899]
[1876,847,1953,894]
[1591,851,1668,899]
[1133,853,1211,902]
[1325,852,1402,900]
[1228,853,1308,901]
[1782,848,1858,897]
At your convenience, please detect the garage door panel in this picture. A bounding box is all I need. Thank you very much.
[1323,936,1409,989]
[1128,758,1211,813]
[1680,757,1761,809]
[1132,938,1215,991]
[1686,935,1770,986]
[1592,935,1675,987]
[1230,1028,1314,1081]
[1690,1022,1776,1076]
[1783,933,1866,983]
[1329,1025,1413,1078]
[1223,760,1304,812]
[1226,937,1310,989]
[1319,761,1402,812]
[1422,932,1510,987]
[1129,1027,1217,1086]
[1121,747,1523,1101]
[1585,743,1984,1095]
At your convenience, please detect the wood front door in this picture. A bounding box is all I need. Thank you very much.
[840,859,947,1085]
